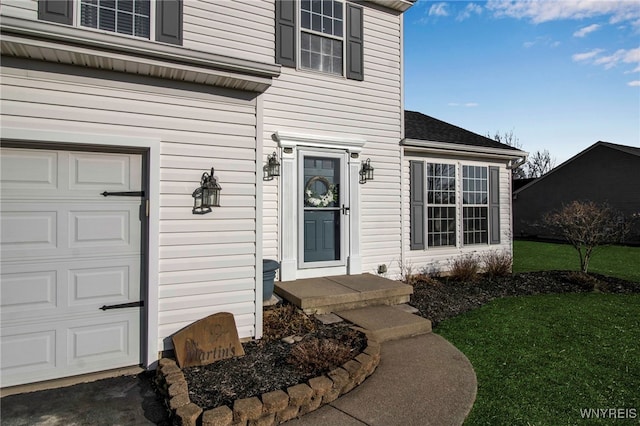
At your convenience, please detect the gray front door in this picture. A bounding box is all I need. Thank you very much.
[299,151,347,268]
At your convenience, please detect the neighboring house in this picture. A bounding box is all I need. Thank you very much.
[402,111,527,272]
[513,141,640,242]
[0,0,413,387]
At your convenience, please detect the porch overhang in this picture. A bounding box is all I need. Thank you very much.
[0,16,280,93]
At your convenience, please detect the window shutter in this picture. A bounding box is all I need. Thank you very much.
[156,0,183,45]
[410,161,425,250]
[275,0,296,67]
[38,0,73,25]
[346,3,364,81]
[489,166,500,244]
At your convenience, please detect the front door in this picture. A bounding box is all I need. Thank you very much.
[299,151,348,269]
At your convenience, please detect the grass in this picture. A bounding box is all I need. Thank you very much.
[513,240,640,282]
[436,293,640,425]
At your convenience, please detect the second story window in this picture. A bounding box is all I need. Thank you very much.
[80,0,151,39]
[300,0,343,75]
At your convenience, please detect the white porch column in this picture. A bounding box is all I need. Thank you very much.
[347,154,362,274]
[279,146,298,281]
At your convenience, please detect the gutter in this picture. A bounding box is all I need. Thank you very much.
[402,138,528,161]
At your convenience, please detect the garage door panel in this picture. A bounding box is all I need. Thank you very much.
[70,209,132,248]
[0,330,56,374]
[70,320,131,360]
[0,270,57,313]
[0,211,57,250]
[69,152,141,191]
[70,263,138,306]
[0,149,58,190]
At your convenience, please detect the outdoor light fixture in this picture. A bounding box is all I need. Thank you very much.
[265,151,280,180]
[192,167,221,214]
[359,158,374,184]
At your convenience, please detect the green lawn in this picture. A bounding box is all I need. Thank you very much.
[436,293,640,425]
[513,240,640,282]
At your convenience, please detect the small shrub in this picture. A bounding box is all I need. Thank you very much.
[449,254,480,281]
[481,250,512,277]
[288,337,352,375]
[263,304,316,341]
[565,271,600,291]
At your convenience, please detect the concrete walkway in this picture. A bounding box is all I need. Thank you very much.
[286,333,477,426]
[0,333,476,426]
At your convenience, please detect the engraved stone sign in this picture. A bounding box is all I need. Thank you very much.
[172,312,245,368]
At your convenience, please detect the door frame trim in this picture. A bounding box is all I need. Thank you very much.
[274,131,365,281]
[298,149,349,269]
[1,127,160,370]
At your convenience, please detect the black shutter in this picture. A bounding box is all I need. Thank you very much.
[38,0,73,25]
[346,3,364,81]
[156,0,183,45]
[489,166,500,244]
[275,0,296,67]
[410,161,425,250]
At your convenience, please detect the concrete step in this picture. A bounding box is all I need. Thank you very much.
[275,274,413,314]
[335,305,432,343]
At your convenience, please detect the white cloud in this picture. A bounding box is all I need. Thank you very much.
[628,80,640,86]
[465,102,479,107]
[448,102,479,108]
[486,0,640,26]
[523,36,561,48]
[457,3,483,21]
[429,2,449,17]
[573,23,601,37]
[572,48,605,62]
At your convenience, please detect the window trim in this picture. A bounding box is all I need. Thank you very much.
[75,0,156,42]
[410,160,500,251]
[298,0,346,77]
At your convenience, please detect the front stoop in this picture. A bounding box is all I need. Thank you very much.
[335,305,432,342]
[274,273,413,314]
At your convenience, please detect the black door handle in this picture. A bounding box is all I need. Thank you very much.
[100,301,144,311]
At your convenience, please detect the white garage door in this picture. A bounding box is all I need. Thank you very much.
[1,147,144,387]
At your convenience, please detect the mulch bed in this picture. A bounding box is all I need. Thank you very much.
[171,270,639,414]
[409,270,640,326]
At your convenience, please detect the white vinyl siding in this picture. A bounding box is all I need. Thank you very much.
[403,155,514,274]
[0,58,259,350]
[2,0,275,64]
[262,3,402,277]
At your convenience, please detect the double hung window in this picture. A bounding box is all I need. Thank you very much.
[80,0,151,39]
[462,166,489,245]
[426,163,456,247]
[300,0,344,75]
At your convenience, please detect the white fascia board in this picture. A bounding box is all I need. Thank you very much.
[402,138,528,160]
[0,16,279,93]
[274,131,366,153]
[366,0,415,12]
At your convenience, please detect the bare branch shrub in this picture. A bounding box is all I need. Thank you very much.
[288,337,352,375]
[480,250,512,277]
[263,304,316,341]
[449,253,480,281]
[543,200,633,273]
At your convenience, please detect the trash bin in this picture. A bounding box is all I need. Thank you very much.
[262,259,280,301]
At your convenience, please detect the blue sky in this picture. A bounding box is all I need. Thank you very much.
[403,0,640,164]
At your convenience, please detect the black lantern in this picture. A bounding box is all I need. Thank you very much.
[359,158,374,184]
[266,151,280,179]
[192,167,221,214]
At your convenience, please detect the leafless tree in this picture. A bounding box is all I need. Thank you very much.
[543,201,634,273]
[487,129,526,178]
[526,149,556,178]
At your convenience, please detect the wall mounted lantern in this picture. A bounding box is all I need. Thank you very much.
[192,167,221,214]
[359,158,374,184]
[264,151,280,180]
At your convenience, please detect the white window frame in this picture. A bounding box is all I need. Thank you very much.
[298,0,345,76]
[75,0,156,41]
[426,162,458,248]
[462,164,489,246]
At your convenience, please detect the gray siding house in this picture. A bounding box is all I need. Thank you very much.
[513,141,640,242]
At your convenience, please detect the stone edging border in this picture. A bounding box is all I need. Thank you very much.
[155,338,381,426]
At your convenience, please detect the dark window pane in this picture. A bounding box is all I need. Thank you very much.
[118,0,133,12]
[312,0,322,13]
[135,0,149,15]
[301,11,311,29]
[81,4,98,27]
[323,16,332,34]
[323,0,333,16]
[310,52,321,70]
[334,20,342,37]
[334,1,342,19]
[135,15,149,37]
[101,0,116,9]
[301,32,310,50]
[332,56,341,74]
[312,14,322,32]
[99,8,116,31]
[117,11,133,34]
[310,34,321,51]
[301,0,311,12]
